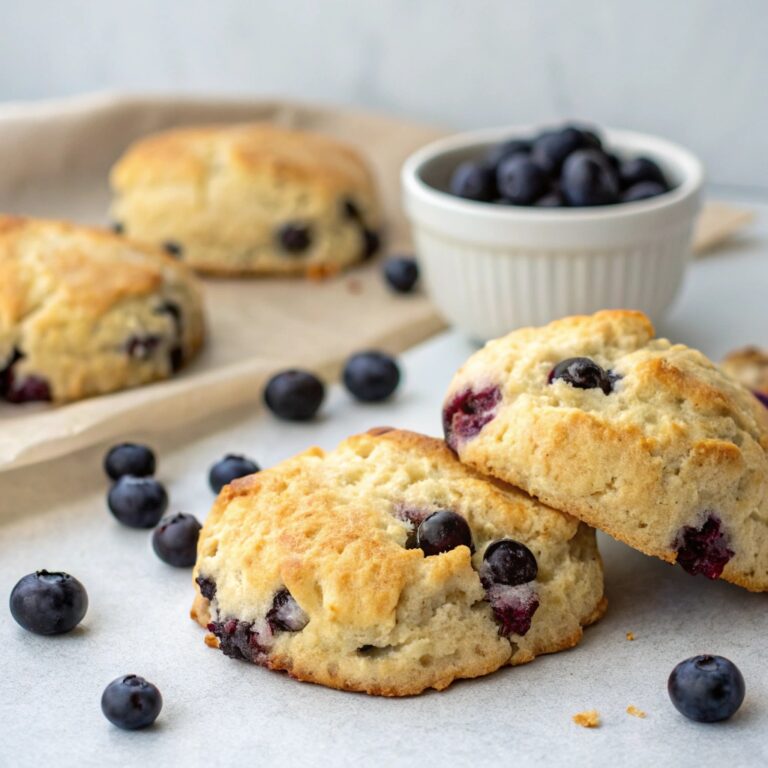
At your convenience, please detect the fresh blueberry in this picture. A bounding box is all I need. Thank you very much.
[415,510,474,556]
[383,257,419,294]
[266,589,309,632]
[619,156,668,190]
[535,190,564,207]
[481,540,538,586]
[9,570,88,635]
[485,138,532,168]
[162,240,183,258]
[342,351,400,403]
[548,357,616,395]
[101,675,163,730]
[108,476,169,529]
[449,161,496,202]
[496,155,550,205]
[277,222,312,254]
[104,443,156,481]
[264,369,325,421]
[576,126,603,150]
[208,454,260,493]
[561,150,620,206]
[152,513,201,567]
[362,229,381,260]
[442,385,502,452]
[668,655,745,723]
[675,514,733,579]
[531,127,586,175]
[621,181,668,203]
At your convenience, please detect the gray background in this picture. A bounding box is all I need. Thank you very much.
[1,0,766,194]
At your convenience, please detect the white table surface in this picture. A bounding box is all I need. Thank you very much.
[2,200,767,768]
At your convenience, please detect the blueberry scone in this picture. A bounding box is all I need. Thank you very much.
[0,216,204,404]
[192,428,605,696]
[722,347,768,408]
[443,310,768,592]
[110,123,382,277]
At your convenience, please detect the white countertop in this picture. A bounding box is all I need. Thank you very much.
[2,201,767,768]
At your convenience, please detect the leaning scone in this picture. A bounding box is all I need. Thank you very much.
[0,216,204,403]
[443,310,768,591]
[110,123,382,276]
[192,428,605,696]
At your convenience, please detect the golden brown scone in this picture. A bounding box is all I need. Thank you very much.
[110,123,382,276]
[0,216,204,403]
[443,310,768,591]
[192,428,605,697]
[722,346,768,405]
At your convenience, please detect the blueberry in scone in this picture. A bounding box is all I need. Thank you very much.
[110,123,382,277]
[191,428,605,696]
[0,216,204,404]
[443,310,768,591]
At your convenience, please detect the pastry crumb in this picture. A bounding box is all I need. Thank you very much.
[572,710,600,728]
[204,632,219,649]
[626,631,635,641]
[626,705,646,718]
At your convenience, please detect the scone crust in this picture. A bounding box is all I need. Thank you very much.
[444,310,768,591]
[0,215,204,403]
[110,123,381,276]
[192,429,605,696]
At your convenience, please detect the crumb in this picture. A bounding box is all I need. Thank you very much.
[626,705,646,719]
[204,633,219,649]
[572,710,600,728]
[346,278,363,294]
[626,631,635,641]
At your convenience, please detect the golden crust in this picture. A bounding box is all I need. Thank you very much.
[445,310,768,591]
[0,215,204,403]
[192,429,605,696]
[110,123,382,276]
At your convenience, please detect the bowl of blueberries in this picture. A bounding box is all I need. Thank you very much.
[401,123,703,340]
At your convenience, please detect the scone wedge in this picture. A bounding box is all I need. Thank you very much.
[192,428,605,696]
[443,310,768,591]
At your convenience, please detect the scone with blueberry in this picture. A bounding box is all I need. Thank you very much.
[0,216,204,404]
[722,346,768,408]
[110,123,382,277]
[192,428,605,696]
[443,310,768,591]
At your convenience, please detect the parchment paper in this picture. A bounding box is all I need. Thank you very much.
[0,93,752,472]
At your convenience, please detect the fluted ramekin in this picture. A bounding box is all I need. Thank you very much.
[401,126,704,341]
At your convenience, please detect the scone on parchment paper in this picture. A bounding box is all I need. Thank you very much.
[110,123,382,277]
[0,216,204,404]
[443,310,768,592]
[192,428,605,696]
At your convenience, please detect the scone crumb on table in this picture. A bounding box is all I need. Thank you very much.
[572,710,601,728]
[626,631,635,641]
[626,705,647,719]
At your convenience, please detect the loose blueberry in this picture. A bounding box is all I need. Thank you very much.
[675,514,733,579]
[481,540,538,586]
[496,155,549,205]
[342,351,400,403]
[548,357,616,395]
[621,181,668,203]
[668,655,745,723]
[534,190,564,207]
[107,476,169,529]
[264,369,325,421]
[619,156,668,190]
[485,138,531,168]
[277,222,312,254]
[449,161,496,202]
[266,589,309,632]
[104,443,156,480]
[531,127,586,175]
[383,256,419,294]
[152,513,201,567]
[442,385,502,451]
[208,454,260,493]
[101,675,163,730]
[561,149,620,206]
[415,510,474,556]
[162,240,183,258]
[9,570,88,636]
[362,229,381,260]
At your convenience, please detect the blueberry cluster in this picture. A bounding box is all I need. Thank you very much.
[449,124,672,208]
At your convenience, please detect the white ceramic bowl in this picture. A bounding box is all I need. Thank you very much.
[401,126,704,341]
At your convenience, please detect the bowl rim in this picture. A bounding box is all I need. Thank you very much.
[401,124,704,224]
